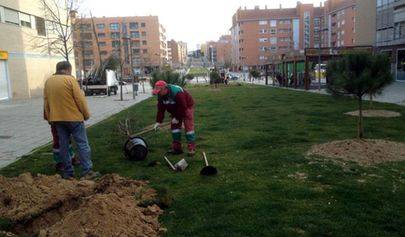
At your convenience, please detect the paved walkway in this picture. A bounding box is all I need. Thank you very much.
[240,75,405,106]
[0,84,152,168]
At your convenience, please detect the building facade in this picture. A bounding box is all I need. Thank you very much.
[230,3,323,68]
[376,0,405,81]
[168,39,187,68]
[230,0,376,70]
[0,0,75,100]
[72,15,168,78]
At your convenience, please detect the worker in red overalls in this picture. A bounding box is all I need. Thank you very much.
[152,80,196,156]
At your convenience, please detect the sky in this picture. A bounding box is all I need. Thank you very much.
[80,0,325,50]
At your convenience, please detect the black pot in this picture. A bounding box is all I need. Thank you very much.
[123,136,148,161]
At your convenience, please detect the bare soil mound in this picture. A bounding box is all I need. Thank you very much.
[0,173,164,237]
[345,110,401,118]
[307,139,405,165]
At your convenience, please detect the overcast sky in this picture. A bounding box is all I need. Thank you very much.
[80,0,325,50]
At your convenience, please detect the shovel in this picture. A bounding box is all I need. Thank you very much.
[200,152,217,176]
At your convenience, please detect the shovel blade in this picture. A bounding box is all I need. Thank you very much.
[200,166,217,176]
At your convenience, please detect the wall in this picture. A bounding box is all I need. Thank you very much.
[0,0,75,99]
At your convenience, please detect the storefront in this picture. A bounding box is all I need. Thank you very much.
[0,50,10,100]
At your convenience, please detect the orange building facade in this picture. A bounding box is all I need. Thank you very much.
[230,0,375,69]
[72,15,168,78]
[168,39,187,68]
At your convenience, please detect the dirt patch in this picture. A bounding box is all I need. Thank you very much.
[345,110,401,118]
[307,139,405,165]
[0,173,164,237]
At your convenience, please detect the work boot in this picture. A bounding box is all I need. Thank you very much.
[187,149,196,157]
[55,162,64,171]
[80,171,101,181]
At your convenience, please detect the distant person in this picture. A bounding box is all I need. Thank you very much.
[152,80,196,156]
[43,61,99,180]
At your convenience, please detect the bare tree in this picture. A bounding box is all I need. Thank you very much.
[35,0,82,62]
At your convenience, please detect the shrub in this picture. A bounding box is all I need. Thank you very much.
[150,69,186,87]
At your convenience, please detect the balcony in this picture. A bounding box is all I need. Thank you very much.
[394,0,405,10]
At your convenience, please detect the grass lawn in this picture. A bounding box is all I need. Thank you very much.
[1,84,404,237]
[188,67,209,76]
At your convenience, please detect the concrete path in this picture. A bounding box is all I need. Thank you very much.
[239,75,405,106]
[0,84,152,168]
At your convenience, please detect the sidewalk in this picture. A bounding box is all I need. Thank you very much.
[243,78,405,106]
[0,84,152,168]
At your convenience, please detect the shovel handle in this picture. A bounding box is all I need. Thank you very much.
[203,152,209,166]
[164,156,176,171]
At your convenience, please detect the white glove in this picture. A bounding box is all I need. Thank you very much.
[153,123,161,131]
[171,118,179,124]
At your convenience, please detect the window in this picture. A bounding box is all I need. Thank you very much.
[84,50,93,56]
[98,42,106,47]
[270,28,277,34]
[259,56,267,60]
[141,31,147,37]
[110,23,119,30]
[132,41,141,47]
[80,33,92,40]
[84,59,94,67]
[97,33,106,38]
[141,22,146,27]
[97,24,105,30]
[259,38,268,42]
[142,49,148,54]
[100,51,108,55]
[270,46,277,51]
[111,32,120,39]
[4,8,19,25]
[259,46,267,52]
[279,29,291,33]
[259,20,267,25]
[270,20,277,27]
[130,31,140,38]
[35,17,46,36]
[133,49,140,54]
[270,37,277,44]
[19,12,31,27]
[130,22,139,29]
[83,41,93,48]
[112,40,120,48]
[142,40,147,45]
[259,29,267,34]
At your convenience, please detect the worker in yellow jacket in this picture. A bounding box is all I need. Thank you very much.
[44,61,98,180]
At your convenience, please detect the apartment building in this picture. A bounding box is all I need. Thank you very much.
[230,3,323,68]
[320,0,376,48]
[203,35,232,67]
[168,39,187,68]
[72,15,168,78]
[230,0,376,69]
[0,0,74,100]
[376,0,405,81]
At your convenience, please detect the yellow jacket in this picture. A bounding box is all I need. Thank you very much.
[44,74,90,122]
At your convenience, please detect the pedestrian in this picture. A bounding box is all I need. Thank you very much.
[152,80,196,156]
[43,61,99,180]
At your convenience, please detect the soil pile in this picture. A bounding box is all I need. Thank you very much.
[307,139,405,165]
[345,110,401,118]
[0,173,164,237]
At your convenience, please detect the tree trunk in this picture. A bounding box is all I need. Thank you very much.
[369,94,373,109]
[358,96,364,139]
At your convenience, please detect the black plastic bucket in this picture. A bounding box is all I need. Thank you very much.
[123,136,148,161]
